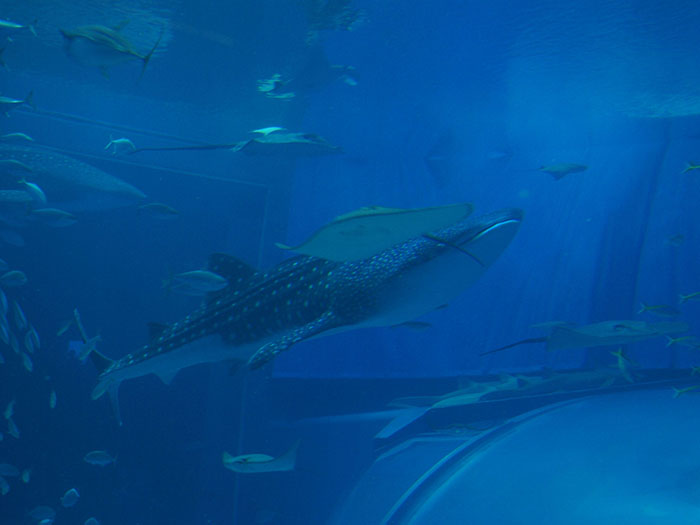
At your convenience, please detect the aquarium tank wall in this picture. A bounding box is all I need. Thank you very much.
[0,1,699,524]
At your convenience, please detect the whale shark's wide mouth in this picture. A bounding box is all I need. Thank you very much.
[454,208,524,248]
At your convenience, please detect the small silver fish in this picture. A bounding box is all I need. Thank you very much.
[49,389,56,409]
[18,179,47,205]
[0,270,27,287]
[0,91,35,116]
[84,518,100,525]
[0,158,32,172]
[21,468,30,483]
[104,136,135,155]
[638,302,680,318]
[0,132,34,142]
[3,399,14,419]
[12,301,27,331]
[56,318,74,336]
[23,331,34,354]
[28,326,39,349]
[0,18,37,37]
[83,450,116,466]
[20,351,33,372]
[60,487,80,507]
[679,292,700,304]
[30,208,77,228]
[138,202,179,218]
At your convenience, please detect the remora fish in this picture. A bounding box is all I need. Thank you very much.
[0,144,145,211]
[89,208,522,422]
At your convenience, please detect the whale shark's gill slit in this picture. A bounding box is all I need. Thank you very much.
[421,233,485,267]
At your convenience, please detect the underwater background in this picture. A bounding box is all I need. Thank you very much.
[1,1,700,524]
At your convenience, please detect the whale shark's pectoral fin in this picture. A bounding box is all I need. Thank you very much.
[248,311,339,370]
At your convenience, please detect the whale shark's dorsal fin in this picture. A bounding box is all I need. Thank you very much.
[208,253,257,289]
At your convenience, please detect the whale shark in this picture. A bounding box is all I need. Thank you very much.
[90,208,522,423]
[0,144,145,211]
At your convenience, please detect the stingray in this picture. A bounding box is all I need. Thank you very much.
[538,163,588,180]
[131,131,342,157]
[275,202,475,262]
[482,320,689,355]
[0,144,145,211]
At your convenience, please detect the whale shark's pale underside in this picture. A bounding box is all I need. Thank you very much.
[90,208,523,423]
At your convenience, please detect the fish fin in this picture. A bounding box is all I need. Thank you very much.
[551,172,566,181]
[248,312,339,369]
[208,253,257,285]
[23,91,35,110]
[275,242,293,250]
[28,20,37,38]
[108,382,122,426]
[280,439,301,468]
[230,140,249,153]
[79,335,102,361]
[139,26,164,80]
[155,369,178,385]
[91,373,122,425]
[147,322,168,341]
[88,348,114,375]
[480,337,548,356]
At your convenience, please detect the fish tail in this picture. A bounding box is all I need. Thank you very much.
[29,20,38,37]
[23,91,35,111]
[139,26,164,80]
[88,349,114,377]
[280,439,301,469]
[89,351,123,426]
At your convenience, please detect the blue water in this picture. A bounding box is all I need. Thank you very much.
[1,1,700,523]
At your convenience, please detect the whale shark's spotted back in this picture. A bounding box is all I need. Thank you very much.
[91,208,523,421]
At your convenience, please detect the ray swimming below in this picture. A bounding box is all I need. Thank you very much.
[89,208,523,423]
